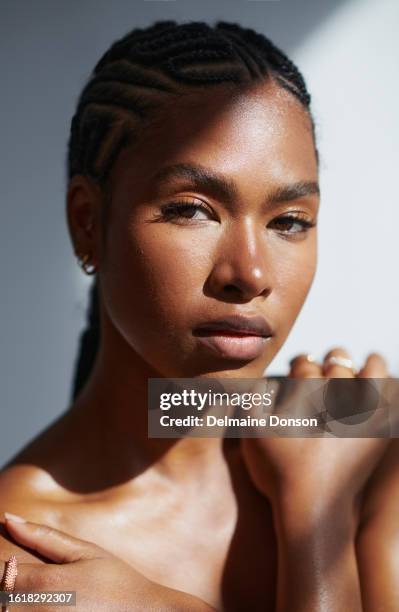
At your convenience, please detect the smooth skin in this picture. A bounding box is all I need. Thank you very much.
[0,81,397,611]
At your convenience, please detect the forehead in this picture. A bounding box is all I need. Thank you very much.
[112,81,318,195]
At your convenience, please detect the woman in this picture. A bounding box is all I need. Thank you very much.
[0,20,397,611]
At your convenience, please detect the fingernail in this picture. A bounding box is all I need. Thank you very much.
[4,512,27,523]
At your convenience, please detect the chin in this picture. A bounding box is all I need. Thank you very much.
[175,359,269,379]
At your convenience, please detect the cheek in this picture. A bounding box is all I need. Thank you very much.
[101,220,212,363]
[127,225,211,318]
[271,236,317,328]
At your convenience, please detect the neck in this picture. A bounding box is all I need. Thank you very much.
[67,310,232,490]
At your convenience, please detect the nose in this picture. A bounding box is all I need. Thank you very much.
[205,218,272,303]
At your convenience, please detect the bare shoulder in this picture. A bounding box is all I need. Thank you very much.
[0,464,64,564]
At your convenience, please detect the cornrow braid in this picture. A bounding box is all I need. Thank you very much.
[67,19,313,186]
[70,280,100,401]
[68,19,315,402]
[215,22,311,106]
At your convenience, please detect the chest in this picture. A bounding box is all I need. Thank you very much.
[65,489,277,611]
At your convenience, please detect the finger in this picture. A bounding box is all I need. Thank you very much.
[0,559,55,591]
[3,514,104,564]
[322,347,355,378]
[289,354,323,378]
[357,352,389,378]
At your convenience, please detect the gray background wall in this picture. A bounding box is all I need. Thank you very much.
[1,0,398,466]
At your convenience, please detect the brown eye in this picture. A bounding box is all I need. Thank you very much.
[160,201,214,223]
[268,214,316,235]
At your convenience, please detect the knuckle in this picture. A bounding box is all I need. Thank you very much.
[367,352,384,362]
[290,353,317,367]
[324,346,350,359]
[35,524,51,538]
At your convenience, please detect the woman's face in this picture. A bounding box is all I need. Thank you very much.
[95,81,319,378]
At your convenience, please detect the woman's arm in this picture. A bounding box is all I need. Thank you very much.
[356,439,399,611]
[241,434,386,612]
[248,349,391,611]
[243,437,399,612]
[0,517,216,612]
[272,487,362,612]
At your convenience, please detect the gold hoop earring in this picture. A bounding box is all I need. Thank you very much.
[77,253,97,275]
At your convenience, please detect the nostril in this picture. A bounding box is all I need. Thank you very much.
[224,284,239,293]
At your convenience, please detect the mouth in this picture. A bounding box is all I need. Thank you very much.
[193,314,273,361]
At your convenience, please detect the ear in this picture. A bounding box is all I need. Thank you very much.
[66,175,103,268]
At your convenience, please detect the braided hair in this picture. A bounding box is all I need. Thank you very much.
[69,19,315,401]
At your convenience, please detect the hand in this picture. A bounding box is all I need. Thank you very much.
[1,515,214,612]
[240,348,392,612]
[242,347,391,515]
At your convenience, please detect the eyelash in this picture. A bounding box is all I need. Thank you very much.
[156,200,316,235]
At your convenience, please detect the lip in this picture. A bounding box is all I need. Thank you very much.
[193,314,273,360]
[194,314,273,337]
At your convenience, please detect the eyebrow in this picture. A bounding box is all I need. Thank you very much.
[150,162,320,207]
